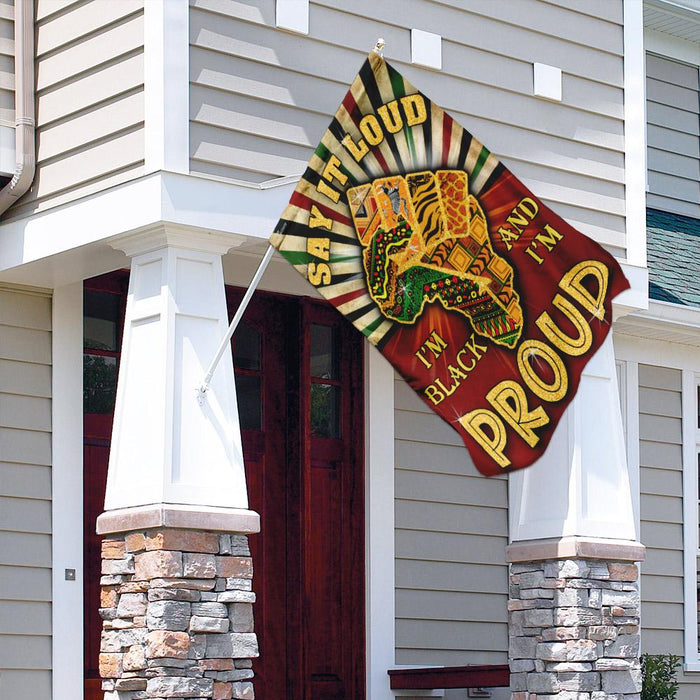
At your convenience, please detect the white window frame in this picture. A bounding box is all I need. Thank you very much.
[615,319,700,671]
[682,369,700,670]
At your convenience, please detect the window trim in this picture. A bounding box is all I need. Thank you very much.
[615,330,700,671]
[682,369,700,670]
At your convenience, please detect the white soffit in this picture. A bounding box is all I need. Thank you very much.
[644,0,700,44]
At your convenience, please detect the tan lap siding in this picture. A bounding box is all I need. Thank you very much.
[0,286,52,699]
[394,378,509,665]
[646,53,700,218]
[6,0,145,220]
[189,0,627,258]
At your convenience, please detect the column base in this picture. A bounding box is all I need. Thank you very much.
[508,550,642,700]
[98,524,258,700]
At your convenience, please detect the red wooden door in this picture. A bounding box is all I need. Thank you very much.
[229,290,365,700]
[299,300,365,700]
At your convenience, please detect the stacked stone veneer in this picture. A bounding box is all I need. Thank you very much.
[99,529,257,700]
[509,558,641,699]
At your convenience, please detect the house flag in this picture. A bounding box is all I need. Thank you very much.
[270,51,629,476]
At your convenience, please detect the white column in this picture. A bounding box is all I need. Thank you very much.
[508,334,641,554]
[98,226,258,532]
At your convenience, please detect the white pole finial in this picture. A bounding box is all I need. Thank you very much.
[374,38,386,57]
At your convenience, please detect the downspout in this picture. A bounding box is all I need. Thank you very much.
[0,0,35,216]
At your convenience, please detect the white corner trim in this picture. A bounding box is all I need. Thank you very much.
[624,359,641,538]
[144,0,189,174]
[365,344,396,699]
[624,0,648,268]
[682,369,700,666]
[51,283,85,700]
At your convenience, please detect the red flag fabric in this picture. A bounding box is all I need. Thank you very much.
[270,52,629,476]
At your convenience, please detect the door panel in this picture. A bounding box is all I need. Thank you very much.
[301,301,365,700]
[228,289,291,697]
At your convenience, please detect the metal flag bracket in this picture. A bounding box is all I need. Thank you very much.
[196,244,275,405]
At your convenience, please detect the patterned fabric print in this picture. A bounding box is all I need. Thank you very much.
[362,220,413,301]
[349,169,523,348]
[406,171,447,254]
[437,170,470,237]
[346,184,380,246]
[467,197,523,329]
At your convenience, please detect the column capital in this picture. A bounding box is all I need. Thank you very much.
[110,223,246,258]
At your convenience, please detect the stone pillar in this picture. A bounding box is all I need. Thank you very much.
[508,546,644,699]
[508,335,645,699]
[95,226,262,698]
[98,527,257,700]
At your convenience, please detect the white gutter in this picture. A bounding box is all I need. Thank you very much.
[0,0,35,216]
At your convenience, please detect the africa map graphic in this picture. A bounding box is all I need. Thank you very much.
[348,169,523,348]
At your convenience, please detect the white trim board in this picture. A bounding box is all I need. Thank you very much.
[614,329,700,367]
[144,0,189,174]
[645,28,700,66]
[365,344,397,699]
[624,0,648,268]
[0,170,649,313]
[681,369,699,669]
[0,172,296,285]
[616,301,700,347]
[51,283,85,699]
[624,359,642,538]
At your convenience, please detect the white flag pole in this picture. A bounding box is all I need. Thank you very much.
[197,244,275,403]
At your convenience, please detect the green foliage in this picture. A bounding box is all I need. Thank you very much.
[641,653,681,700]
